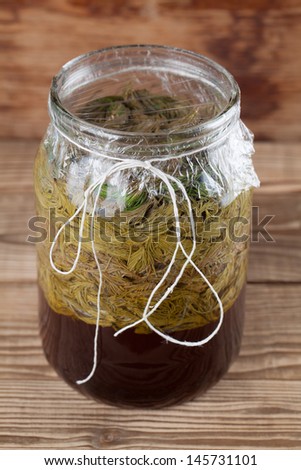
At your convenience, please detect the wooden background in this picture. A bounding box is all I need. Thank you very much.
[1,0,301,450]
[1,0,301,141]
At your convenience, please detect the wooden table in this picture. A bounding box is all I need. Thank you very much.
[0,140,300,449]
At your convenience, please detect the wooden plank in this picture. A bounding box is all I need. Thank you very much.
[255,142,301,184]
[231,284,301,380]
[0,244,36,283]
[4,0,301,18]
[1,8,301,141]
[249,191,301,282]
[0,283,300,449]
[0,140,37,193]
[0,379,300,449]
[249,237,301,282]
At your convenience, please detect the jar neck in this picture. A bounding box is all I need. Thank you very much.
[49,45,241,161]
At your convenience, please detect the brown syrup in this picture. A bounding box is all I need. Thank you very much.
[39,286,245,408]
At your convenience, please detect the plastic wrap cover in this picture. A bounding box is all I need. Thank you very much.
[46,118,259,215]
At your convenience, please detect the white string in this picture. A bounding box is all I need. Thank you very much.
[49,159,224,384]
[76,182,103,384]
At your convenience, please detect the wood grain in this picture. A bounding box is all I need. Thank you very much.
[1,3,301,141]
[0,379,300,449]
[0,284,300,449]
[0,139,300,449]
[4,0,301,17]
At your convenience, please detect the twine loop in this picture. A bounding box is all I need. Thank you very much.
[50,158,224,385]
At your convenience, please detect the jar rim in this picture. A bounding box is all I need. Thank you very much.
[49,44,241,159]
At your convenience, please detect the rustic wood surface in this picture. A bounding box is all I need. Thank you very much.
[2,1,301,141]
[0,139,300,449]
[1,0,301,450]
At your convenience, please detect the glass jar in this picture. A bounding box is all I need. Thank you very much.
[35,45,259,408]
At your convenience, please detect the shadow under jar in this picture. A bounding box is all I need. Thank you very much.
[35,45,259,408]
